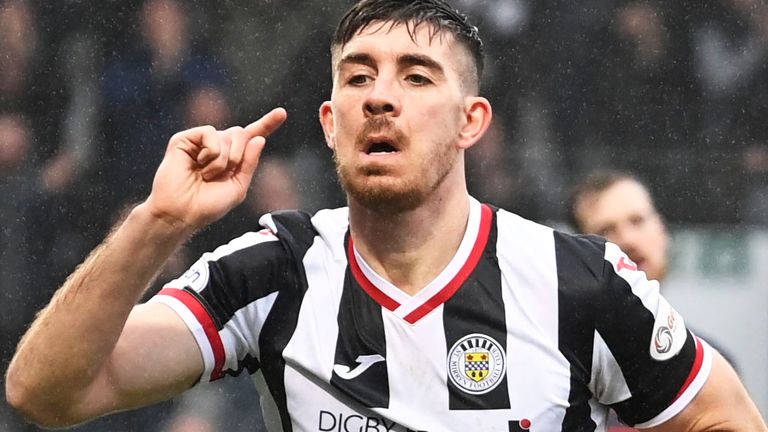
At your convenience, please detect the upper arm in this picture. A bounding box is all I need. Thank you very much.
[76,302,203,419]
[71,223,302,422]
[643,350,766,431]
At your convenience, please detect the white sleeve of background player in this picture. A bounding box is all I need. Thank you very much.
[149,229,281,382]
[599,242,714,427]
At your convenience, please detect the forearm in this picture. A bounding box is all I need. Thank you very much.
[6,109,286,426]
[648,352,767,431]
[5,203,192,420]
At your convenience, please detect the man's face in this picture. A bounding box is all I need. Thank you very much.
[320,22,473,212]
[576,179,669,281]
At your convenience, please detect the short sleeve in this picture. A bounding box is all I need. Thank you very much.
[591,241,712,427]
[149,228,294,382]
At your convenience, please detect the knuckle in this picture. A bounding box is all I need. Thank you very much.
[226,126,245,143]
[170,131,185,143]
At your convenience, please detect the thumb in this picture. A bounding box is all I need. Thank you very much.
[235,135,267,186]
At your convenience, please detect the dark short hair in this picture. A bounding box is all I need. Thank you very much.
[568,169,651,232]
[332,0,483,91]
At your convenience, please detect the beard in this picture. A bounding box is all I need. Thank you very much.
[334,117,458,213]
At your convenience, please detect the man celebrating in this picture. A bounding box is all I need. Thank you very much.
[6,1,766,430]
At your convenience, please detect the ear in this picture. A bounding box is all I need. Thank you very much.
[458,96,492,150]
[319,101,336,150]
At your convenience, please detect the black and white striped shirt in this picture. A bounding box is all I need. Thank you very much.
[152,197,711,431]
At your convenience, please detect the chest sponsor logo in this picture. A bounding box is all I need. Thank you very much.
[447,333,506,395]
[318,410,423,432]
[650,297,687,361]
[318,410,527,431]
[333,354,385,380]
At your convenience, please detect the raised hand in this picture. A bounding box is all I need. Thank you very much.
[145,107,288,231]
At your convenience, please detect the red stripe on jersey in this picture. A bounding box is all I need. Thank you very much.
[158,288,226,381]
[403,204,493,324]
[348,238,401,311]
[674,336,704,401]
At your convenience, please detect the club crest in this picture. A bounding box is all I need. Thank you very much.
[447,333,506,394]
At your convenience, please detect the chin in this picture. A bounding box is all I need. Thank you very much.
[335,149,456,213]
[345,175,428,213]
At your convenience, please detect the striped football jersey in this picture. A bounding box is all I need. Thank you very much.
[151,197,711,431]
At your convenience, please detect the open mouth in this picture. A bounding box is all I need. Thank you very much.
[367,141,398,154]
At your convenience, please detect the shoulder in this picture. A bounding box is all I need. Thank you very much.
[258,207,349,261]
[493,206,607,278]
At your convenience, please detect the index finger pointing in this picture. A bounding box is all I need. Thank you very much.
[244,107,288,140]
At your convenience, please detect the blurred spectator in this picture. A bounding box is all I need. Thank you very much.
[0,115,32,325]
[0,0,101,363]
[183,85,232,128]
[512,0,616,221]
[161,370,266,432]
[214,0,349,212]
[187,79,302,258]
[0,0,36,110]
[99,0,230,213]
[466,122,520,214]
[0,2,104,429]
[160,81,304,432]
[588,1,699,224]
[19,2,104,322]
[690,0,768,224]
[0,114,35,432]
[215,0,345,151]
[456,0,563,221]
[453,0,531,122]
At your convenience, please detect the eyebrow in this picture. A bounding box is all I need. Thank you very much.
[337,52,446,77]
[397,53,444,76]
[338,52,377,72]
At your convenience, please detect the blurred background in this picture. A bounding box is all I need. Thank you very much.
[0,0,766,430]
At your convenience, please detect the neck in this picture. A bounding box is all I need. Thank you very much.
[348,185,471,296]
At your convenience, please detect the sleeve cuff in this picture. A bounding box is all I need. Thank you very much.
[635,336,713,429]
[150,288,226,382]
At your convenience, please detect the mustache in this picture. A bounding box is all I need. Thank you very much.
[355,117,407,147]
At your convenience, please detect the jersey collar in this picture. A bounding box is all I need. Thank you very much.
[348,197,493,324]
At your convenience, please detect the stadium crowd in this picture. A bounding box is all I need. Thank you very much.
[1,0,767,430]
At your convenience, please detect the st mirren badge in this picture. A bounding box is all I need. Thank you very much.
[447,333,506,395]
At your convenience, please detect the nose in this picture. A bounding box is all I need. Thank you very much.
[613,225,640,256]
[365,101,395,116]
[363,76,401,117]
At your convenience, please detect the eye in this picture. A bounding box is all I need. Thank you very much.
[598,226,615,238]
[629,214,646,227]
[347,74,371,86]
[406,74,432,85]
